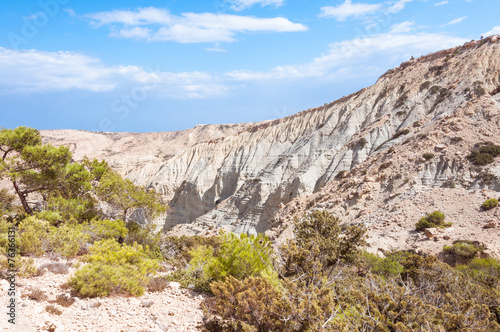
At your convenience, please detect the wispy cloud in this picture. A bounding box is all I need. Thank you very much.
[0,30,467,98]
[435,1,448,6]
[225,31,467,81]
[86,7,307,43]
[319,0,382,21]
[206,43,228,52]
[484,26,500,36]
[387,0,414,14]
[0,47,226,98]
[320,0,413,21]
[440,16,466,27]
[390,21,415,33]
[226,0,285,11]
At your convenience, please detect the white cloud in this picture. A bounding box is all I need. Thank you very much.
[0,31,468,98]
[440,16,466,27]
[484,26,500,36]
[319,0,382,21]
[390,21,415,33]
[206,43,227,52]
[0,47,226,99]
[0,48,126,93]
[320,0,414,21]
[226,32,467,81]
[387,0,414,14]
[86,7,307,43]
[435,1,448,6]
[226,0,285,11]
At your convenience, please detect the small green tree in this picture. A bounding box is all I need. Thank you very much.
[1,127,165,221]
[281,210,366,277]
[95,169,165,221]
[0,127,96,215]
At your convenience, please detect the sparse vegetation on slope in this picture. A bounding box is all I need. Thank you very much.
[415,210,451,230]
[482,198,499,210]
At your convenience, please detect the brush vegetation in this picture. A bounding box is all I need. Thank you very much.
[1,127,500,330]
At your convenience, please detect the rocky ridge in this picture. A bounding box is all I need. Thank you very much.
[39,36,500,257]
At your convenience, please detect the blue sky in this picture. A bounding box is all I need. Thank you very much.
[0,0,499,132]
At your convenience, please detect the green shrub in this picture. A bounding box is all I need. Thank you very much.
[123,221,161,258]
[18,217,50,255]
[468,151,494,165]
[203,232,276,283]
[457,257,500,289]
[86,219,128,242]
[70,238,158,297]
[46,196,98,222]
[467,142,500,166]
[0,189,15,214]
[35,211,63,226]
[443,241,484,260]
[0,219,14,251]
[359,251,408,278]
[356,137,367,149]
[476,171,498,186]
[49,223,89,257]
[478,144,500,157]
[161,235,221,267]
[165,268,212,293]
[165,232,277,293]
[204,275,339,332]
[204,276,287,331]
[422,152,434,160]
[281,211,366,277]
[419,81,431,91]
[473,81,486,97]
[430,85,441,94]
[415,210,451,230]
[392,128,410,140]
[482,198,499,210]
[2,256,38,278]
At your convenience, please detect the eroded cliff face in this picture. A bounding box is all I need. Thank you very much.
[42,36,500,240]
[146,36,500,235]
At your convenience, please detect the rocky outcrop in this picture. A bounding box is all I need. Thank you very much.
[42,36,500,239]
[150,36,500,234]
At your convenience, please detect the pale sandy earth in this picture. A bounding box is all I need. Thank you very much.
[1,258,205,332]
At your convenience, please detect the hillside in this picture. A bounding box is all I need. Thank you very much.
[41,36,500,257]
